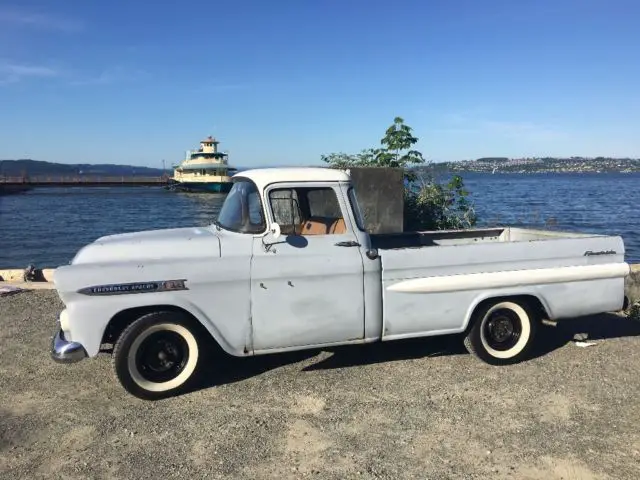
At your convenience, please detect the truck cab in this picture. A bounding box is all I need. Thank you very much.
[220,168,381,352]
[51,167,630,400]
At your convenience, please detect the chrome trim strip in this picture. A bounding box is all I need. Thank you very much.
[387,263,630,294]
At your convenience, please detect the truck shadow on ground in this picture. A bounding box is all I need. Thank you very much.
[189,336,466,394]
[531,312,640,357]
[188,312,640,394]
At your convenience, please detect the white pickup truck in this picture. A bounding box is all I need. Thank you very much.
[51,167,631,399]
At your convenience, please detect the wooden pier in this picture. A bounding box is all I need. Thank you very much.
[0,175,171,187]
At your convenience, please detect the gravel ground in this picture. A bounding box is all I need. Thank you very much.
[1,290,640,480]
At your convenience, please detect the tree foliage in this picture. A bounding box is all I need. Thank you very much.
[320,117,425,180]
[322,117,477,231]
[403,174,477,230]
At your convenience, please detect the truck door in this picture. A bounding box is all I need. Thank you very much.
[250,183,365,351]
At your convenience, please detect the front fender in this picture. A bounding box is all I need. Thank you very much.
[64,292,248,357]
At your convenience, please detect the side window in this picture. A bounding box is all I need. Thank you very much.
[269,189,302,235]
[301,187,346,236]
[267,186,348,236]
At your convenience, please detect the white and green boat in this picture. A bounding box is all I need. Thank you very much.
[170,136,237,193]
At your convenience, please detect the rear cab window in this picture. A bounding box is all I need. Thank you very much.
[347,187,366,232]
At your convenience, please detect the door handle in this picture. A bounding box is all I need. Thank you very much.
[335,240,361,247]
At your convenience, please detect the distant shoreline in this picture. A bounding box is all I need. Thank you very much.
[423,157,640,175]
[437,170,640,175]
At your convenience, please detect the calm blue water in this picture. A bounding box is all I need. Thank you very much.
[0,173,638,267]
[462,172,638,259]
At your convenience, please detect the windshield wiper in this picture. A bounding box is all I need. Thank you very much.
[212,219,222,231]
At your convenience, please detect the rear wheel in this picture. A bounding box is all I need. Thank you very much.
[464,300,538,365]
[112,311,203,400]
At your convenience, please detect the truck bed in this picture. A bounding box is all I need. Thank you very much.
[371,227,607,250]
[375,227,628,342]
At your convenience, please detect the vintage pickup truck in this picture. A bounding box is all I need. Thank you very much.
[51,167,631,399]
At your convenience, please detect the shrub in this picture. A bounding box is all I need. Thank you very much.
[322,116,477,231]
[404,174,477,231]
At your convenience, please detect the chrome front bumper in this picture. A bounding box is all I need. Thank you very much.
[51,328,87,363]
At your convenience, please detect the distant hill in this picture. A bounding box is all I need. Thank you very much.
[415,156,640,175]
[0,159,166,177]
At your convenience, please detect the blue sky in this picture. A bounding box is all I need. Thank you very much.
[1,0,639,167]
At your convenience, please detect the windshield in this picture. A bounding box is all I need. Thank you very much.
[216,180,265,233]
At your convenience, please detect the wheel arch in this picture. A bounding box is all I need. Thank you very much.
[102,304,229,355]
[462,292,550,333]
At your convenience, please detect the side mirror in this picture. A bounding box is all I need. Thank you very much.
[261,222,281,252]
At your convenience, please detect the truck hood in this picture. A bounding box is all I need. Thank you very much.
[70,227,221,265]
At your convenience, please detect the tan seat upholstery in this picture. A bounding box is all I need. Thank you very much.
[301,217,346,235]
[329,218,346,234]
[301,217,331,235]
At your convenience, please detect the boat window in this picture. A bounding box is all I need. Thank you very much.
[217,180,265,233]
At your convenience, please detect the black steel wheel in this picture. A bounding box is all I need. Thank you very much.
[133,330,190,384]
[482,308,523,352]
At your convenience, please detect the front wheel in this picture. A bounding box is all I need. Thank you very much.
[112,311,203,400]
[464,300,538,365]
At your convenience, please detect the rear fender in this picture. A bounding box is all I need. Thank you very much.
[461,289,551,332]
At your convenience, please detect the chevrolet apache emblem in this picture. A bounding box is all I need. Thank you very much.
[78,279,188,296]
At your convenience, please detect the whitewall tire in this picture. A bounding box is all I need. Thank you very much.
[113,311,204,400]
[464,300,538,365]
